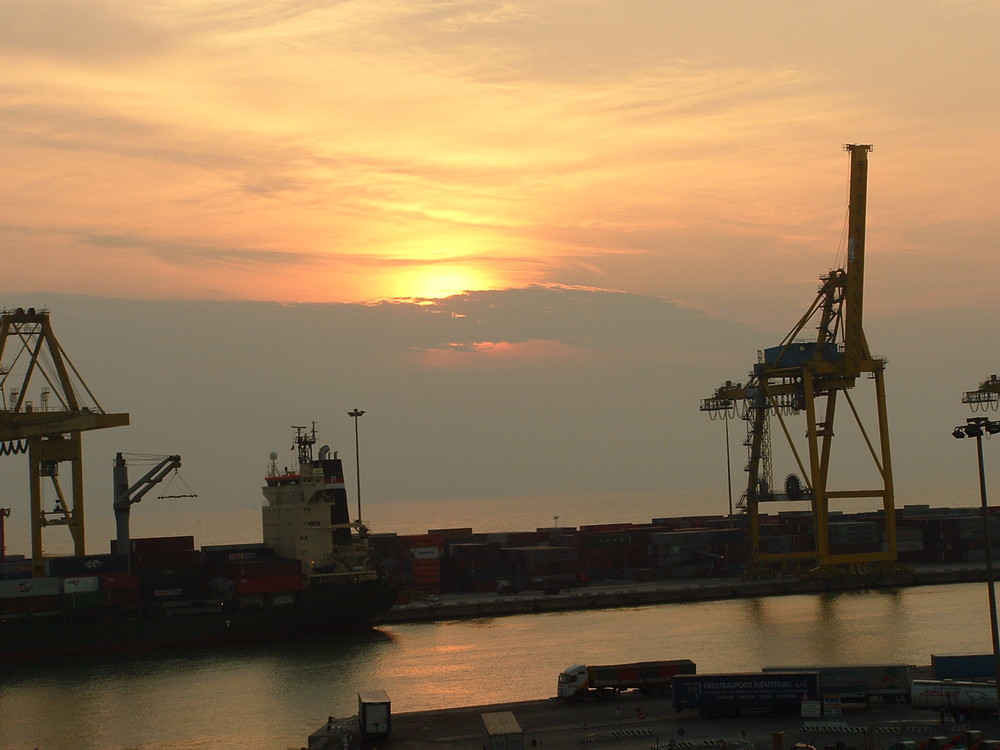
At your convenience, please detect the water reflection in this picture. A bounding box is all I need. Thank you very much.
[2,583,997,750]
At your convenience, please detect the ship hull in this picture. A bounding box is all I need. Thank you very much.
[0,578,399,663]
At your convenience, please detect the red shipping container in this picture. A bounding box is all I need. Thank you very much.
[107,589,140,606]
[100,574,140,591]
[403,533,446,549]
[223,558,302,579]
[234,574,303,595]
[131,548,202,571]
[112,536,194,554]
[411,559,441,573]
[0,594,61,615]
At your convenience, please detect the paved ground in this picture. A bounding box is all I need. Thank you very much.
[308,693,993,750]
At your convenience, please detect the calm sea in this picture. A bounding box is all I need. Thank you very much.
[0,581,995,750]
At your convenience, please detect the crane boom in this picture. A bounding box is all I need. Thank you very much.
[844,144,872,377]
[113,453,183,566]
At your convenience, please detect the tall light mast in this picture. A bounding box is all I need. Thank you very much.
[700,146,898,573]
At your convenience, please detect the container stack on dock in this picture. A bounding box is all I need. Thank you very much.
[918,514,1000,563]
[397,533,446,600]
[368,504,1000,604]
[448,542,503,593]
[580,527,652,581]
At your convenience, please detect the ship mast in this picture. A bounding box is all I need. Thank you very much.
[292,423,317,466]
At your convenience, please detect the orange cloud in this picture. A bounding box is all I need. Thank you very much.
[414,338,589,369]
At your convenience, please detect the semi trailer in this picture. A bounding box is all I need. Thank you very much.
[763,664,913,702]
[672,672,819,718]
[557,660,696,700]
[911,679,998,718]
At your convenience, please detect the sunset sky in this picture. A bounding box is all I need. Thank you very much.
[2,1,1000,551]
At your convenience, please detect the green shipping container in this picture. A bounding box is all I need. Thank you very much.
[65,591,108,609]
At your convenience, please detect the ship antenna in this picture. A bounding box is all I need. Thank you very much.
[291,423,317,465]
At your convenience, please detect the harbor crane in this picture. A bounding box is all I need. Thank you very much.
[113,452,187,570]
[963,375,1000,411]
[0,308,129,576]
[700,145,898,573]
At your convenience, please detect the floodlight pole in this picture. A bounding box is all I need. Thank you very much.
[348,409,365,522]
[974,426,1000,713]
[953,416,1000,713]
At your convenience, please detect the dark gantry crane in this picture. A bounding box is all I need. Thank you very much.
[700,145,899,574]
[0,308,129,576]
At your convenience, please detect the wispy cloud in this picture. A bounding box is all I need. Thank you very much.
[2,1,999,321]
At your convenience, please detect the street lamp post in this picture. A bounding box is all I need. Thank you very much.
[348,409,365,523]
[952,415,1000,712]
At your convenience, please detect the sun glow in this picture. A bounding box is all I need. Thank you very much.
[382,265,501,301]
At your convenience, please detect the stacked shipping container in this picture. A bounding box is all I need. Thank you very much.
[375,505,1000,602]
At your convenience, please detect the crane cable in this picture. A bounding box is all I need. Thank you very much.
[157,469,198,500]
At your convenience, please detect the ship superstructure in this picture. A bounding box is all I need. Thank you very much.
[262,424,374,581]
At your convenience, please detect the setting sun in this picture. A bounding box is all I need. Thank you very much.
[381,265,501,301]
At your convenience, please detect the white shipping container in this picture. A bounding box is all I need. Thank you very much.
[410,546,441,560]
[896,537,925,552]
[359,690,391,737]
[61,577,100,593]
[0,577,61,598]
[482,711,523,750]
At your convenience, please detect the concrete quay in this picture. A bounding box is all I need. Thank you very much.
[382,564,992,625]
[307,692,991,750]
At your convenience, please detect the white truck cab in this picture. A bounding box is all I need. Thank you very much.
[557,664,588,699]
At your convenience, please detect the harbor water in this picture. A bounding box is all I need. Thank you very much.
[1,580,996,750]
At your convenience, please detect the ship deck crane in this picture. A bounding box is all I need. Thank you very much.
[700,145,898,574]
[0,308,129,577]
[113,453,189,567]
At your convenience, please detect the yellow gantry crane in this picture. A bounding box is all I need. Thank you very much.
[0,308,129,576]
[963,375,1000,411]
[700,145,898,573]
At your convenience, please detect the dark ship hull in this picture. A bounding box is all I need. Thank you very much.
[0,576,399,663]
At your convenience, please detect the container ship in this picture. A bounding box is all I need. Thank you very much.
[0,425,399,663]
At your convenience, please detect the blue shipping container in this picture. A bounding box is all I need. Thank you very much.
[931,653,996,681]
